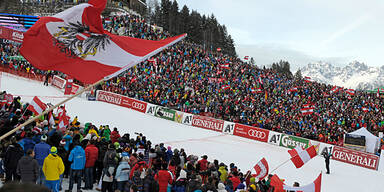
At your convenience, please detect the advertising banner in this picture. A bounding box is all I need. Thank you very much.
[174,111,184,123]
[182,113,193,126]
[192,115,224,132]
[222,121,235,135]
[308,140,334,156]
[70,83,81,95]
[279,134,309,149]
[51,75,66,89]
[268,131,282,146]
[154,106,176,121]
[96,90,147,113]
[146,103,157,116]
[233,124,269,142]
[332,146,379,170]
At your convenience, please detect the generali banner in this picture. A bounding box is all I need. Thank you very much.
[332,146,379,170]
[51,75,66,89]
[233,124,269,142]
[192,115,224,132]
[0,26,23,43]
[96,90,147,113]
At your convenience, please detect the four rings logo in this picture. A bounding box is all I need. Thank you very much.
[247,129,266,139]
[131,101,145,111]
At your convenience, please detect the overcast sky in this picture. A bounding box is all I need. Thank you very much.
[175,0,384,71]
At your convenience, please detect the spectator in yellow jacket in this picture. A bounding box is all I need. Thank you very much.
[43,147,65,192]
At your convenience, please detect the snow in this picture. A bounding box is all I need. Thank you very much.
[2,72,384,191]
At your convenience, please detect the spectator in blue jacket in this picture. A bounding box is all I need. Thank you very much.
[66,142,85,192]
[21,132,36,154]
[115,156,130,192]
[34,135,50,185]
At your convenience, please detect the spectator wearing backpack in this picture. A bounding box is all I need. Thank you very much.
[143,169,159,192]
[115,156,130,192]
[129,154,148,179]
[66,142,86,192]
[102,143,117,192]
[155,163,173,192]
[129,170,145,192]
[173,169,187,192]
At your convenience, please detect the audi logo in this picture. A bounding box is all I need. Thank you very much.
[132,101,145,110]
[248,129,266,139]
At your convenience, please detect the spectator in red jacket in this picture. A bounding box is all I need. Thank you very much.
[197,155,208,183]
[155,163,173,192]
[110,128,121,144]
[84,139,99,190]
[129,157,148,179]
[229,171,241,190]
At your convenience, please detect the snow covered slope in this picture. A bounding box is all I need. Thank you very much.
[301,61,384,90]
[2,72,384,191]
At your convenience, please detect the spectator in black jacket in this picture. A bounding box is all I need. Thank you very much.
[4,136,24,182]
[17,149,39,183]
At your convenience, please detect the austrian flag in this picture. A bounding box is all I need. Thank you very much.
[20,0,186,84]
[346,89,355,96]
[301,104,314,115]
[253,158,269,182]
[27,96,47,115]
[288,145,317,168]
[219,63,230,69]
[283,173,322,192]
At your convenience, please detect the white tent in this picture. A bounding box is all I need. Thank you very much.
[349,127,379,153]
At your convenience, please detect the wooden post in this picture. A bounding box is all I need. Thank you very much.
[0,78,104,140]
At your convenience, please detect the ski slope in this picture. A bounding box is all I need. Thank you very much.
[2,72,384,192]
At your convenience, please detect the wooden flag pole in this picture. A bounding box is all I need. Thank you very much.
[270,157,293,173]
[0,78,104,141]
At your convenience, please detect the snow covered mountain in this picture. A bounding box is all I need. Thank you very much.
[300,61,384,90]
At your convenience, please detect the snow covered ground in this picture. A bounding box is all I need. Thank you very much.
[2,72,384,191]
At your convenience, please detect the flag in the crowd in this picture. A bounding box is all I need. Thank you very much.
[251,88,263,94]
[58,109,70,132]
[222,85,231,90]
[269,174,285,192]
[301,104,314,115]
[288,145,317,168]
[346,89,355,96]
[253,158,269,182]
[27,96,47,115]
[258,77,263,85]
[48,111,55,125]
[20,0,187,84]
[216,47,221,52]
[283,173,322,192]
[362,107,369,112]
[330,86,341,94]
[56,105,65,117]
[244,56,249,60]
[219,63,230,69]
[288,87,298,93]
[304,76,313,83]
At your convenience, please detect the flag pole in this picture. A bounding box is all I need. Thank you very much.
[0,78,104,141]
[270,157,292,173]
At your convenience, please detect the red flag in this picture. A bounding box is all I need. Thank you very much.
[251,88,263,94]
[222,85,231,90]
[288,145,317,168]
[27,96,47,115]
[57,110,69,132]
[304,76,313,83]
[244,56,249,60]
[258,77,263,85]
[283,173,322,192]
[330,86,341,94]
[219,63,230,69]
[20,0,186,84]
[253,158,269,182]
[346,89,355,96]
[49,111,55,125]
[288,87,298,93]
[301,104,314,115]
[270,174,285,192]
[362,107,369,112]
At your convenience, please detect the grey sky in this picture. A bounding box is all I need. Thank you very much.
[175,0,384,71]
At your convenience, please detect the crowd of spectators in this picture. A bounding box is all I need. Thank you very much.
[0,92,280,192]
[1,13,384,148]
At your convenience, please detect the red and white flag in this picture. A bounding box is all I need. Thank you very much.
[301,104,314,115]
[222,85,231,90]
[258,77,263,85]
[48,111,55,125]
[244,56,249,60]
[283,173,322,192]
[219,63,230,69]
[27,96,47,115]
[346,89,355,96]
[251,88,263,94]
[288,87,298,93]
[288,145,317,168]
[57,110,70,132]
[20,0,186,84]
[330,86,341,94]
[253,158,269,182]
[362,107,369,112]
[304,76,313,83]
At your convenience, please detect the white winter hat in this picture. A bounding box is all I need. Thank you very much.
[41,135,47,141]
